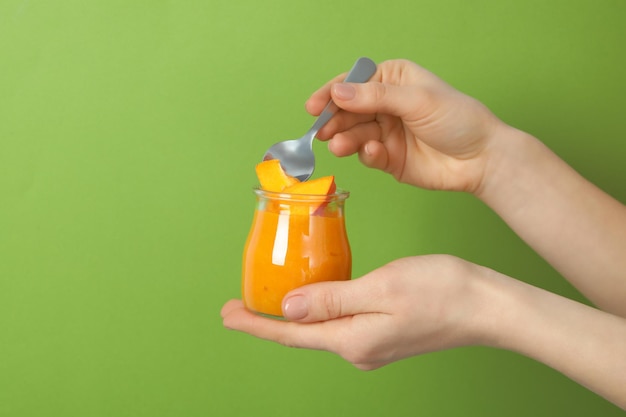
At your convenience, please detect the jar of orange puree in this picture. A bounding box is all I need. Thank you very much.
[242,162,351,318]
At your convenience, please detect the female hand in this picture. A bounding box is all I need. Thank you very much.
[222,255,493,370]
[222,255,626,408]
[307,59,504,193]
[311,59,626,317]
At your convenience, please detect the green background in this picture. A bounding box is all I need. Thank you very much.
[1,0,624,416]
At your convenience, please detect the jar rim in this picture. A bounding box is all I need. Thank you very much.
[252,186,350,202]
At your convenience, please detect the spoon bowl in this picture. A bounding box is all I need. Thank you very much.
[263,57,377,181]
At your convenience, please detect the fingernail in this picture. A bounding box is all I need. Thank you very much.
[283,294,308,320]
[332,83,356,100]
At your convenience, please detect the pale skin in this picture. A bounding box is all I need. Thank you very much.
[221,59,626,409]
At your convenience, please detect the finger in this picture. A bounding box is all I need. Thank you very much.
[327,121,382,157]
[221,299,244,319]
[281,276,385,323]
[358,139,392,173]
[221,300,337,351]
[305,59,387,116]
[305,72,349,116]
[331,82,420,119]
[316,110,375,141]
[333,120,407,178]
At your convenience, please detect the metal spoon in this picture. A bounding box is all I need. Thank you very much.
[263,57,377,181]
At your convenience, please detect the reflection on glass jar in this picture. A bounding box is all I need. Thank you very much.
[242,188,351,318]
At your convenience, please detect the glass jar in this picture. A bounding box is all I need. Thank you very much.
[242,187,352,318]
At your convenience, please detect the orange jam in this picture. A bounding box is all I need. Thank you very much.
[242,188,351,317]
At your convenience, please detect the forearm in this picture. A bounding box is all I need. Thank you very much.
[480,272,626,409]
[476,124,626,316]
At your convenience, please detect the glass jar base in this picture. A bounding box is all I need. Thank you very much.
[249,309,285,320]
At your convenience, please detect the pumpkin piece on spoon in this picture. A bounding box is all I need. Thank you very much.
[255,159,300,192]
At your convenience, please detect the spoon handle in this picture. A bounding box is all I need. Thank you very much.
[309,57,377,135]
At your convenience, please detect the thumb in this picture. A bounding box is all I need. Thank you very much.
[330,82,418,119]
[281,278,378,323]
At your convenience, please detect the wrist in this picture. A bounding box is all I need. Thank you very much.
[442,260,524,349]
[473,123,538,202]
[460,264,523,348]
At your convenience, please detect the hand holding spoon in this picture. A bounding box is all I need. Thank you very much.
[263,57,377,181]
